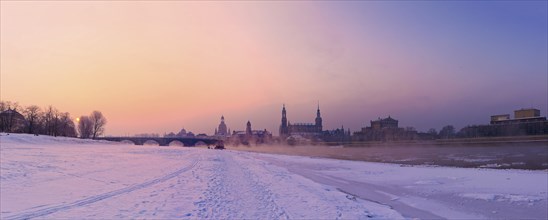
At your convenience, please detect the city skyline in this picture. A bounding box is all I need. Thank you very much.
[2,1,547,136]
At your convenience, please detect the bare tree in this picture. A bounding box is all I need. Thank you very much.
[42,106,59,136]
[0,101,8,112]
[427,128,438,139]
[2,101,20,112]
[0,101,98,138]
[24,105,41,134]
[439,125,456,139]
[58,112,77,137]
[42,106,52,135]
[90,111,107,139]
[0,101,6,132]
[78,116,93,139]
[52,110,61,137]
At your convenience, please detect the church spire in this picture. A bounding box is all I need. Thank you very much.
[316,101,321,118]
[280,104,289,136]
[282,104,287,119]
[315,102,322,129]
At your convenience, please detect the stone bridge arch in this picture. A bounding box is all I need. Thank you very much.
[120,139,136,145]
[143,139,161,146]
[96,137,220,147]
[194,141,207,147]
[167,140,186,147]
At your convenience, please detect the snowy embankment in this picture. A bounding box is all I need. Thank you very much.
[1,133,546,219]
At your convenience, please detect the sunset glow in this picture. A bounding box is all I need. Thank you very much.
[1,1,546,135]
[1,2,547,219]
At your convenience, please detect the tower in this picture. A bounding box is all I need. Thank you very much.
[315,104,322,131]
[246,121,252,135]
[279,104,289,136]
[216,115,228,136]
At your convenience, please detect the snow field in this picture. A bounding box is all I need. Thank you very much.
[1,134,400,219]
[249,152,547,219]
[1,133,546,219]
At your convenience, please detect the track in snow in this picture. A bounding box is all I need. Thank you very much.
[5,158,200,220]
[194,152,289,219]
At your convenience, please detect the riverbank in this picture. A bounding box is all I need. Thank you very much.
[341,135,548,147]
[228,136,548,170]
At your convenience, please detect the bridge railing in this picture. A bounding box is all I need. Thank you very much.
[99,136,219,140]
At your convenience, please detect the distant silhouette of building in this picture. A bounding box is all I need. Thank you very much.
[0,108,27,133]
[215,115,229,136]
[460,108,547,137]
[177,128,188,136]
[490,114,511,123]
[321,125,351,143]
[231,121,272,145]
[370,116,398,130]
[246,121,252,136]
[353,116,417,141]
[515,108,540,119]
[164,128,191,137]
[279,104,323,138]
[490,108,545,125]
[279,105,289,136]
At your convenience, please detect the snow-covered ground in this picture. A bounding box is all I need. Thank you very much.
[1,134,546,219]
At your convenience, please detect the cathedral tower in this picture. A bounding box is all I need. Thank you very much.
[279,104,289,136]
[315,104,322,131]
[246,121,252,135]
[216,115,228,136]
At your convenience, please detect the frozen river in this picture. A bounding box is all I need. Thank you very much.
[1,134,547,219]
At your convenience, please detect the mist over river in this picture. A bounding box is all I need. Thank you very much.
[228,141,548,170]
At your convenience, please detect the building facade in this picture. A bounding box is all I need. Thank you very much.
[214,115,229,136]
[353,116,417,141]
[0,108,27,133]
[462,108,547,137]
[515,108,540,119]
[490,108,545,125]
[370,116,398,130]
[279,104,323,138]
[321,126,352,143]
[230,121,272,145]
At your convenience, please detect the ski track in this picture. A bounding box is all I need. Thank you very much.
[195,151,289,219]
[4,157,200,220]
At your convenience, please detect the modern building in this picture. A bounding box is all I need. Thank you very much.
[462,108,547,137]
[515,108,540,119]
[490,114,510,124]
[279,104,323,138]
[490,108,545,125]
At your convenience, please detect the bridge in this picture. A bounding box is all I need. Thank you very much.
[96,136,221,147]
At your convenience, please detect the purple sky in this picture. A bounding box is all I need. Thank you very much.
[1,1,546,135]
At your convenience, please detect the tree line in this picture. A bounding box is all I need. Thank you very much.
[0,101,107,139]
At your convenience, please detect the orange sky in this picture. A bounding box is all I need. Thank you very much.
[2,1,546,135]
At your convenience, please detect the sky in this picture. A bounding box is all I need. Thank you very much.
[1,1,547,136]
